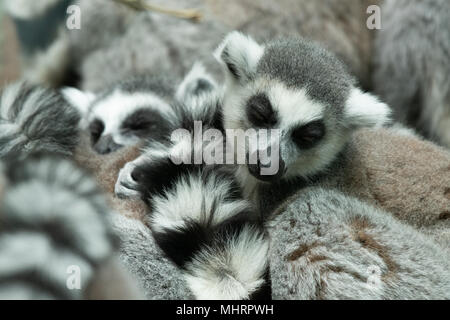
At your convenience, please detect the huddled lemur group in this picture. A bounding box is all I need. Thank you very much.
[1,0,450,300]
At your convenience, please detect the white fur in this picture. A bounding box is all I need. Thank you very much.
[150,174,250,234]
[175,62,217,102]
[184,225,269,300]
[214,31,264,82]
[61,87,96,116]
[89,90,173,146]
[345,88,392,128]
[268,81,325,129]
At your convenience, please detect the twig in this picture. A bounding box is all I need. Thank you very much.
[113,0,202,22]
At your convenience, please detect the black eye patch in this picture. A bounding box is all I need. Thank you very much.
[89,119,104,143]
[291,120,326,149]
[121,109,170,138]
[246,93,278,128]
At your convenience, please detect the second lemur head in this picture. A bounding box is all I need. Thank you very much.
[62,76,177,155]
[63,65,217,155]
[215,31,391,182]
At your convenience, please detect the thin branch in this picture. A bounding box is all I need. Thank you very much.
[113,0,202,22]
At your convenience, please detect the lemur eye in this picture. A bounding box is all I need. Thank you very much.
[291,120,325,149]
[122,109,156,134]
[128,120,152,131]
[89,119,104,143]
[246,93,278,128]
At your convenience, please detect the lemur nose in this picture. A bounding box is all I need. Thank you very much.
[131,166,145,182]
[247,152,285,182]
[94,135,122,154]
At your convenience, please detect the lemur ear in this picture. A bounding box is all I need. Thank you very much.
[176,62,217,102]
[214,31,264,83]
[61,87,95,116]
[344,88,392,128]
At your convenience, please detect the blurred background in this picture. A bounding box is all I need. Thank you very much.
[0,5,21,84]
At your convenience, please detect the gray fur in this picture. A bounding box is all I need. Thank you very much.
[0,82,80,159]
[10,0,377,90]
[110,214,192,300]
[268,187,450,300]
[0,156,116,299]
[92,74,176,104]
[76,1,226,92]
[257,38,354,109]
[373,0,450,148]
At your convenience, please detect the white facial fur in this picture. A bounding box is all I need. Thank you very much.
[88,90,174,146]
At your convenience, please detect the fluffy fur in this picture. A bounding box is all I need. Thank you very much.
[115,80,271,300]
[324,128,450,249]
[0,155,119,299]
[65,74,177,154]
[4,0,73,87]
[73,127,194,300]
[73,130,148,221]
[0,82,80,159]
[268,187,450,299]
[216,32,390,197]
[372,0,450,148]
[108,213,191,300]
[11,0,378,90]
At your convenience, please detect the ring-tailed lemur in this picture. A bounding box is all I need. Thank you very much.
[0,82,80,160]
[115,68,271,300]
[214,32,391,214]
[62,75,179,155]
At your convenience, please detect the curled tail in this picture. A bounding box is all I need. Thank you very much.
[131,153,271,299]
[0,155,116,299]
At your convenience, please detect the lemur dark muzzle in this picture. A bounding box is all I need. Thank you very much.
[94,134,122,155]
[247,156,285,182]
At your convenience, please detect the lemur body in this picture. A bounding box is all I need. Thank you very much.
[269,186,450,299]
[212,33,450,298]
[115,68,271,300]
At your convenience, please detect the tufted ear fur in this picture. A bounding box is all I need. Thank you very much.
[214,31,264,84]
[61,87,95,116]
[61,87,96,129]
[344,88,392,128]
[175,62,217,102]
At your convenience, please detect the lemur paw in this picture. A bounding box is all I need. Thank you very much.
[115,162,141,199]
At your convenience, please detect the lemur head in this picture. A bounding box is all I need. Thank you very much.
[215,32,391,182]
[62,76,177,154]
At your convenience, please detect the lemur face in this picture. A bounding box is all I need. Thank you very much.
[87,90,174,154]
[216,32,391,181]
[62,78,177,155]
